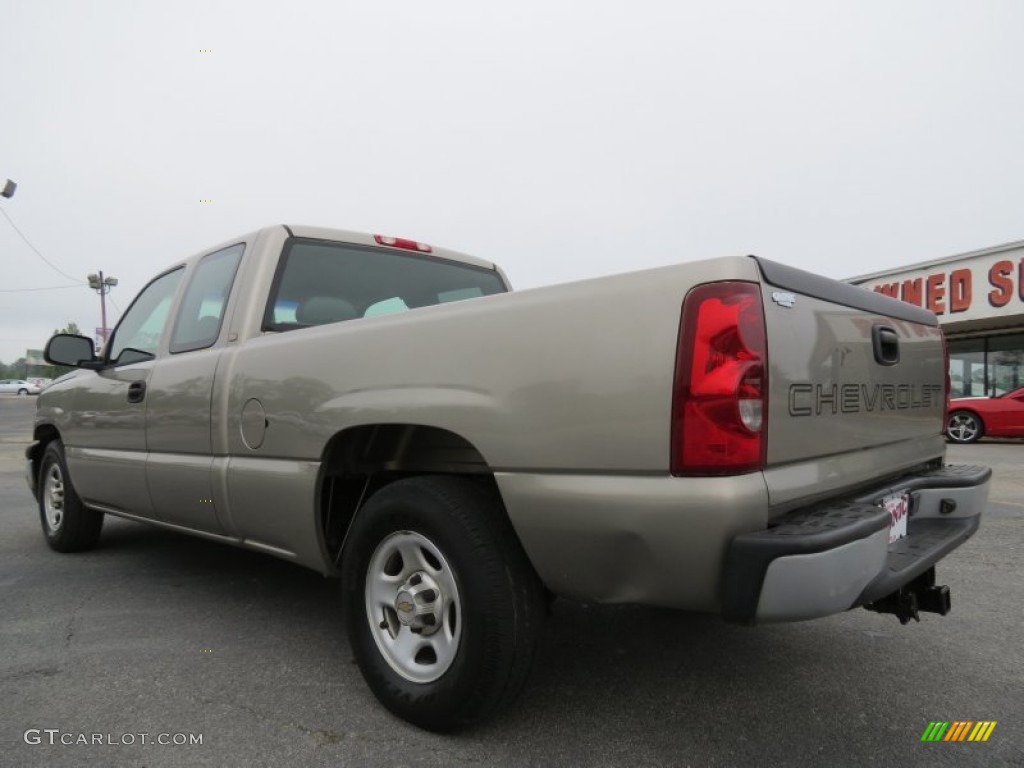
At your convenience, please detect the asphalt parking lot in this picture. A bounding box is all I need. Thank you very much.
[1,394,1021,767]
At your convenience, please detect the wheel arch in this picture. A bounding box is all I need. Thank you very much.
[948,406,985,424]
[317,424,508,570]
[26,424,61,500]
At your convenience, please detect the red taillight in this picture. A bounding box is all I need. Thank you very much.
[373,234,433,254]
[671,282,768,475]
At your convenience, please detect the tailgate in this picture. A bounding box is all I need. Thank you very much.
[753,258,947,506]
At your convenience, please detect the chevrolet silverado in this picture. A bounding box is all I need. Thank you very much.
[27,225,990,730]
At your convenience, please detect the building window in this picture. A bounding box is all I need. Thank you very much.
[948,334,1024,398]
[949,339,985,398]
[988,333,1024,396]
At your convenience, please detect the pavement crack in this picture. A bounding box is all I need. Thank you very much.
[179,688,344,749]
[289,722,344,747]
[63,589,98,652]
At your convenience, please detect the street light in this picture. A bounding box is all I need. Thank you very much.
[88,271,118,347]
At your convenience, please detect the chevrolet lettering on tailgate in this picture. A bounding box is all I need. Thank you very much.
[788,383,946,416]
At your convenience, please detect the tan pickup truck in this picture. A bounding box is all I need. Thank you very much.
[27,225,990,730]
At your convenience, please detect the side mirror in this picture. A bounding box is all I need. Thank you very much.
[44,334,102,369]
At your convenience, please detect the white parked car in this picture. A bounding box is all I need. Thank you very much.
[0,379,41,395]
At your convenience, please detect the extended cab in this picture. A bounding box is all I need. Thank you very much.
[27,225,990,730]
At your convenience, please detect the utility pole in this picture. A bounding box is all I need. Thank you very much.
[2,179,18,374]
[87,272,118,348]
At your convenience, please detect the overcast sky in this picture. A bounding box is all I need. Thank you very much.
[2,0,1023,365]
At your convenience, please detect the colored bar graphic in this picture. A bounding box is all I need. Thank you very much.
[968,722,997,742]
[945,721,972,741]
[921,720,996,742]
[921,721,949,741]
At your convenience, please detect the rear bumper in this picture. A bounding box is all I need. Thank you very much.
[722,464,990,624]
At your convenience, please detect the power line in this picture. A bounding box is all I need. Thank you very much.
[0,284,81,292]
[0,206,84,284]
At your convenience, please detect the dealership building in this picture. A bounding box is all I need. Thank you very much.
[849,239,1024,399]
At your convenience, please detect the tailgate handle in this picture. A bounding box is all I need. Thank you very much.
[872,325,900,366]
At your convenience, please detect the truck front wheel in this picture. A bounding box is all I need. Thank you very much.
[38,441,104,552]
[341,476,545,731]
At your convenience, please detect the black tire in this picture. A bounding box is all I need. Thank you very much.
[18,388,28,395]
[946,410,983,444]
[37,441,104,552]
[342,476,545,732]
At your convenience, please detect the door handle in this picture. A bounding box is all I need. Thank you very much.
[127,381,147,403]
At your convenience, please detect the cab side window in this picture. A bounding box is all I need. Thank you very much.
[107,268,185,365]
[170,244,244,354]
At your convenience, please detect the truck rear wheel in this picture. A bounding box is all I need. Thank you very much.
[341,476,545,731]
[38,441,104,552]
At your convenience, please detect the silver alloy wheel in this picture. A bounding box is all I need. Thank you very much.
[365,530,462,684]
[43,463,66,532]
[947,412,980,443]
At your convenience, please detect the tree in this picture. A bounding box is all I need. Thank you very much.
[51,321,82,337]
[31,322,85,379]
[0,357,28,379]
[0,324,83,380]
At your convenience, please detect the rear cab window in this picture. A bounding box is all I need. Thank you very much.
[263,239,507,332]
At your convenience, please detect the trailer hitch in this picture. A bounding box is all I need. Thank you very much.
[864,567,951,625]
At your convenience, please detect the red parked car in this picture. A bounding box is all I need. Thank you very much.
[946,386,1024,443]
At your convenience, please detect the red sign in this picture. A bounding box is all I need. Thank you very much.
[869,257,1024,316]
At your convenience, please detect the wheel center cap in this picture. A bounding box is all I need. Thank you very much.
[394,571,444,635]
